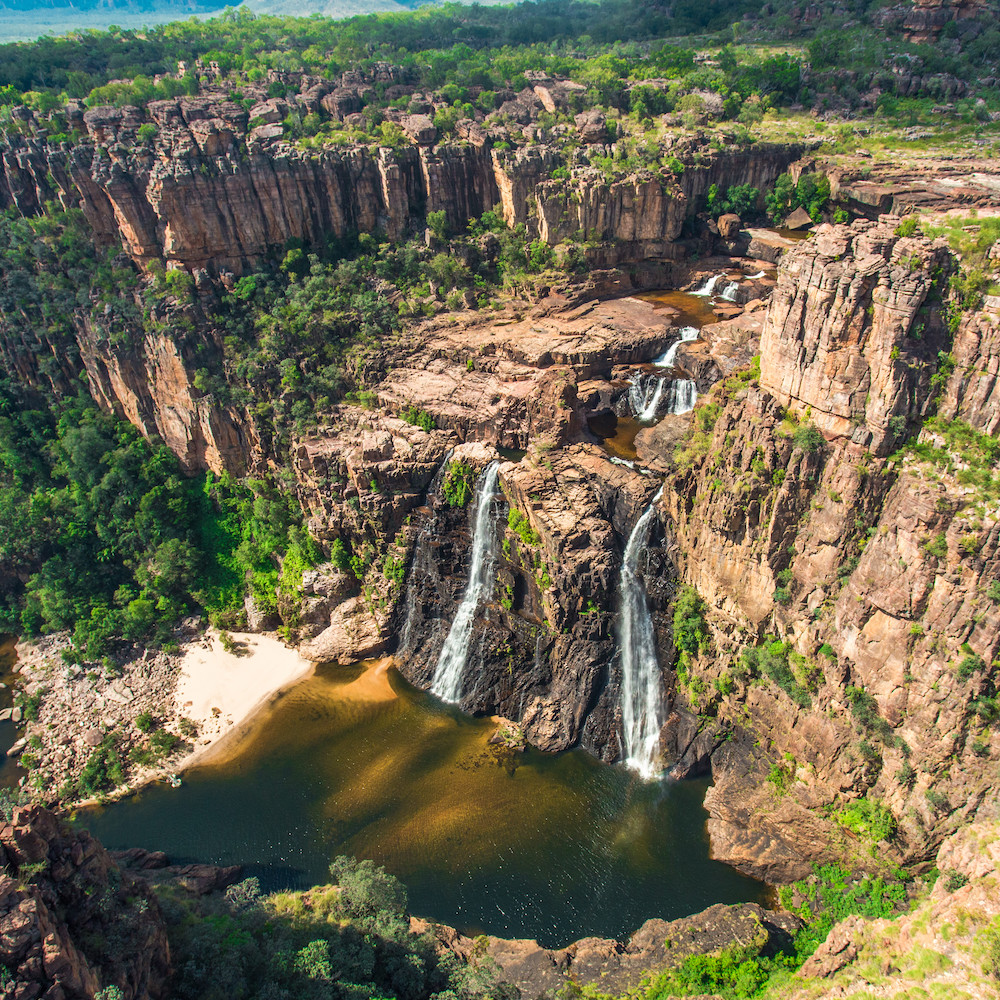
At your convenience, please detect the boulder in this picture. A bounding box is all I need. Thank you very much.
[784,205,813,229]
[717,213,742,238]
[400,114,437,146]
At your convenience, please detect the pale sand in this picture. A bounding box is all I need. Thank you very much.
[173,630,314,770]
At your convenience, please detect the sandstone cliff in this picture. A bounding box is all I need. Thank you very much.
[0,805,170,1000]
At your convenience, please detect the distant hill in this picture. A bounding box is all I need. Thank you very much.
[0,0,430,43]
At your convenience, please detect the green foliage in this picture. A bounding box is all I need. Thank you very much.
[78,735,124,798]
[740,639,811,708]
[672,586,710,656]
[765,172,831,224]
[135,711,155,733]
[508,508,540,547]
[0,387,315,652]
[162,855,517,1000]
[426,209,448,241]
[706,182,759,219]
[442,460,476,508]
[834,798,896,845]
[401,407,436,432]
[792,422,824,454]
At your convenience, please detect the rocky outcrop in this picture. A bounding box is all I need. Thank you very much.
[0,98,802,275]
[416,901,801,1000]
[395,441,667,758]
[759,217,951,455]
[0,805,170,1000]
[784,812,1000,997]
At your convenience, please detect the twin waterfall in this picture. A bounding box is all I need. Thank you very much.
[429,461,502,704]
[617,487,666,780]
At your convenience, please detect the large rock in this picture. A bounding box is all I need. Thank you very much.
[0,806,170,1000]
[759,217,952,455]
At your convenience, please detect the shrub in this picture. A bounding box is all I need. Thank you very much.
[78,737,124,797]
[135,711,155,733]
[792,423,825,453]
[672,586,710,656]
[442,460,476,508]
[835,798,896,844]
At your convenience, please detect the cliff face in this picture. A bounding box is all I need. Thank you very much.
[0,99,802,276]
[0,804,170,1000]
[650,219,1000,880]
[759,220,951,455]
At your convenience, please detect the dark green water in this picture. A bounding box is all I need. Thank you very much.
[79,660,766,948]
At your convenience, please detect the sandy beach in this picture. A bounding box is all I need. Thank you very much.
[174,630,315,768]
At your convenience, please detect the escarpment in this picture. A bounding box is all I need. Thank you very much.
[0,94,802,276]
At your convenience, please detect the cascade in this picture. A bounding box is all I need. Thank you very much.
[720,281,740,302]
[692,274,725,297]
[618,486,666,779]
[653,327,699,368]
[663,379,697,415]
[628,374,666,422]
[429,460,502,704]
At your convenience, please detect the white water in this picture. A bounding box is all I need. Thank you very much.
[430,461,502,704]
[692,273,725,297]
[663,379,697,415]
[618,485,666,779]
[747,270,766,280]
[629,375,666,422]
[720,281,740,302]
[627,327,699,421]
[653,326,699,368]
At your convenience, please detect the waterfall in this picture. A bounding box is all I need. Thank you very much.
[663,379,697,415]
[720,281,740,302]
[429,460,502,704]
[653,327,699,368]
[628,374,666,422]
[618,486,666,779]
[692,274,725,297]
[747,270,766,280]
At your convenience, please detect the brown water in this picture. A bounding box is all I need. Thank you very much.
[638,288,721,329]
[79,659,766,947]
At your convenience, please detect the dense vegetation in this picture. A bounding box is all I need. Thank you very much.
[160,857,516,1000]
[0,0,995,135]
[0,383,314,657]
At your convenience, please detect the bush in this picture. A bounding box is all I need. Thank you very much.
[78,736,124,797]
[672,586,710,656]
[835,798,896,845]
[442,460,476,508]
[135,711,155,733]
[792,423,825,453]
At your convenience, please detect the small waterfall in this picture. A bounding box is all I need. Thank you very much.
[653,327,699,368]
[618,486,666,779]
[628,374,666,422]
[663,379,697,415]
[720,281,740,302]
[429,460,502,704]
[747,270,766,280]
[692,273,725,297]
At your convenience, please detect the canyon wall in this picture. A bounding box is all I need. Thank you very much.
[0,99,801,276]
